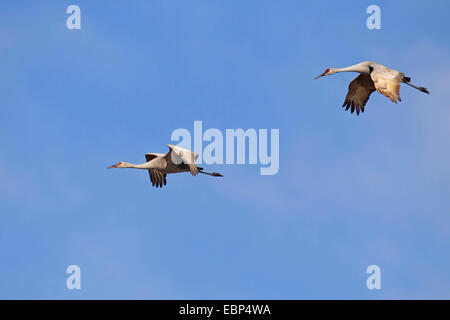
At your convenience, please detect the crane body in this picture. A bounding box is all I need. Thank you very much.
[315,61,429,115]
[107,144,222,188]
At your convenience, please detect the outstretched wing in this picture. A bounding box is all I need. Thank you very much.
[147,169,167,188]
[166,145,199,176]
[370,64,403,103]
[145,153,167,188]
[342,73,376,115]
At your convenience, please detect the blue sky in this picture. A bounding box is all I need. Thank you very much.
[1,1,450,299]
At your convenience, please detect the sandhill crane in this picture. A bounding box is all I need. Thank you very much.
[315,61,429,115]
[107,144,223,188]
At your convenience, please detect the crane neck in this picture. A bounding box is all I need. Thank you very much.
[334,63,369,74]
[123,162,151,169]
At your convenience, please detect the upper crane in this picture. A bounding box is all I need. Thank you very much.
[315,61,429,115]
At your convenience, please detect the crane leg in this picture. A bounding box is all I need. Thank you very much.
[402,77,430,94]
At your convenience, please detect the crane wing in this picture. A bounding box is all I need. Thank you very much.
[342,73,376,115]
[370,64,403,103]
[166,145,199,176]
[145,153,158,162]
[147,169,167,188]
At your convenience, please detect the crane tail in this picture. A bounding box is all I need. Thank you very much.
[402,77,430,94]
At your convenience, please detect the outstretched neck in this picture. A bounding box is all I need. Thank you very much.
[123,162,151,169]
[334,63,369,74]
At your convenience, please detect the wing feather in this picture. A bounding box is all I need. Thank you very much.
[145,154,158,162]
[342,73,376,115]
[370,64,403,103]
[147,169,167,188]
[166,145,199,176]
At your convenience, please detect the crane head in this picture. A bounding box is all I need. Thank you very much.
[315,68,335,79]
[107,161,126,169]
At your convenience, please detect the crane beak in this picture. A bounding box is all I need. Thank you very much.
[314,72,326,80]
[107,163,119,169]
